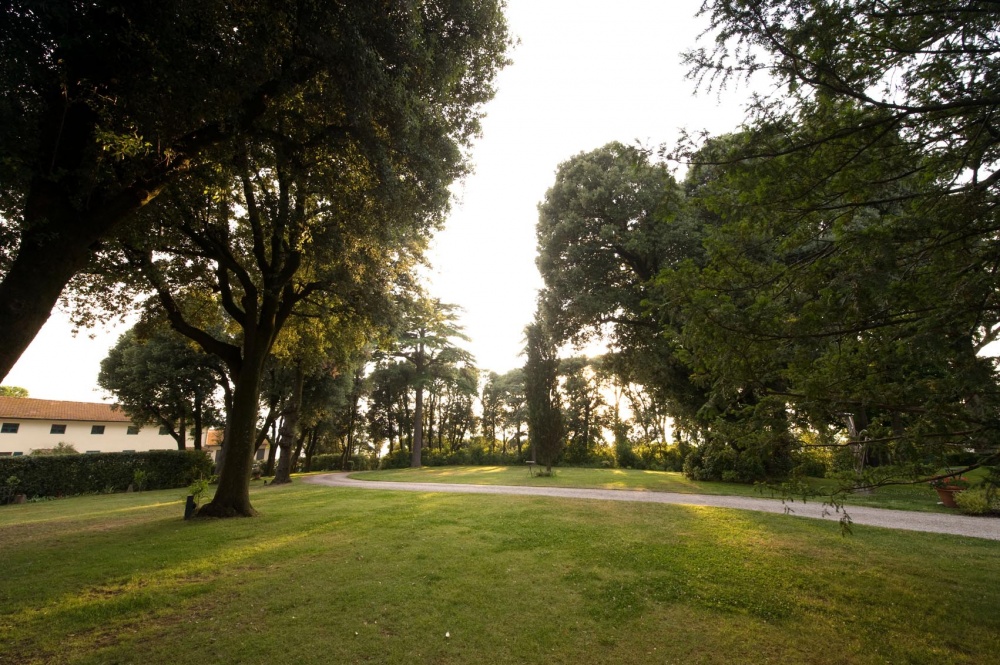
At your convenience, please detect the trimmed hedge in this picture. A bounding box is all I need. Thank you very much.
[0,450,212,501]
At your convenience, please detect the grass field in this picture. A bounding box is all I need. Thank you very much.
[355,465,959,513]
[2,481,998,664]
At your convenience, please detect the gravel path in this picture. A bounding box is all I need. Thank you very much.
[304,473,1000,541]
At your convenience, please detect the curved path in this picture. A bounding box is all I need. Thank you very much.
[305,473,1000,541]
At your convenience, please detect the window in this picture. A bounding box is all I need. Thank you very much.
[158,426,169,435]
[127,426,140,435]
[86,450,100,454]
[50,424,66,434]
[90,425,105,435]
[12,451,22,456]
[1,423,19,434]
[0,452,11,456]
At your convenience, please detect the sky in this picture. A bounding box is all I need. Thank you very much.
[5,0,754,403]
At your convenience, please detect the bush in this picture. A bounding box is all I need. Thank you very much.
[945,450,980,467]
[381,448,412,469]
[954,486,999,516]
[309,454,342,471]
[0,450,212,501]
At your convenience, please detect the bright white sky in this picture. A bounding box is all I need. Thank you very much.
[6,0,754,403]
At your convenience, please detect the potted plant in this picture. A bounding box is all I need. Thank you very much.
[930,475,970,508]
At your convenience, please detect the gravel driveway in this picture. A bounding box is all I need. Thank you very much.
[304,473,1000,541]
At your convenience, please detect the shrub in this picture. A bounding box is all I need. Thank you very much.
[309,454,341,471]
[954,487,992,515]
[1,475,20,504]
[953,484,1000,516]
[188,476,210,505]
[381,448,412,469]
[0,450,212,499]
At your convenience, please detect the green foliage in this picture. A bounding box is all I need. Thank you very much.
[380,448,413,470]
[307,453,377,472]
[953,487,992,516]
[536,142,709,434]
[524,318,564,470]
[131,469,148,492]
[187,476,210,506]
[98,322,223,448]
[0,386,28,397]
[0,0,512,384]
[30,442,79,456]
[1,474,19,503]
[667,1,1000,487]
[378,444,526,470]
[615,437,689,472]
[388,297,476,467]
[0,450,211,499]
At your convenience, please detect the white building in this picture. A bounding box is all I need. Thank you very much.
[0,396,190,456]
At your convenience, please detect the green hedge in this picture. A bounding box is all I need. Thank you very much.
[307,453,377,472]
[0,450,212,501]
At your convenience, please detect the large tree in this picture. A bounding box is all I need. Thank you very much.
[98,321,224,450]
[668,1,1000,483]
[0,0,510,381]
[79,2,507,517]
[535,142,711,437]
[390,298,473,467]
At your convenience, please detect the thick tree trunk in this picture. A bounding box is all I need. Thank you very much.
[198,362,265,517]
[411,385,424,467]
[0,99,199,382]
[0,231,93,381]
[271,366,305,485]
[0,102,111,381]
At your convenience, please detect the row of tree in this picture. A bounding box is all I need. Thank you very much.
[530,1,1000,489]
[98,296,683,479]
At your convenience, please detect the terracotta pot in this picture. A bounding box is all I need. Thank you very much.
[935,487,962,508]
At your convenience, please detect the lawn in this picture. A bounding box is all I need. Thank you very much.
[354,465,958,513]
[2,481,998,664]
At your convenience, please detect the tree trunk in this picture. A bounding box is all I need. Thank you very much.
[198,360,265,517]
[411,384,424,467]
[193,392,203,450]
[264,428,279,476]
[179,415,187,451]
[0,155,114,382]
[289,431,307,474]
[271,366,305,485]
[303,429,319,471]
[426,394,434,453]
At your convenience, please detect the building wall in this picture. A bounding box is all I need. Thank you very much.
[0,420,182,456]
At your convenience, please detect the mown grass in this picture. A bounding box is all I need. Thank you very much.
[355,466,958,513]
[2,481,998,664]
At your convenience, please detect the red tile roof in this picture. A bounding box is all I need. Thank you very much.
[0,397,132,422]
